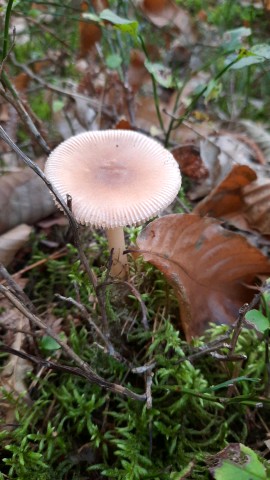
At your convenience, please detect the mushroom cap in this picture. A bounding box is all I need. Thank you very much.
[45,130,181,228]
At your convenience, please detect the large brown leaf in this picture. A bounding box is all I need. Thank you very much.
[136,214,270,339]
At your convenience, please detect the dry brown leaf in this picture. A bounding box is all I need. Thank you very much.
[240,120,270,163]
[127,49,149,92]
[0,313,32,423]
[189,132,264,200]
[136,214,270,339]
[193,165,257,218]
[171,144,208,180]
[114,117,132,130]
[242,178,270,235]
[193,167,270,236]
[0,224,32,266]
[0,163,56,234]
[138,0,196,44]
[78,0,109,58]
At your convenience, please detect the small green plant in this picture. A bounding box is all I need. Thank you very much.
[245,284,270,335]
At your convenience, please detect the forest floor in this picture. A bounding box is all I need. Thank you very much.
[1,1,270,479]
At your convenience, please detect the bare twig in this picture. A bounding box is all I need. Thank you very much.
[0,284,146,402]
[0,263,35,312]
[0,76,50,153]
[145,370,153,409]
[0,126,97,291]
[55,293,121,360]
[10,53,113,117]
[13,12,71,51]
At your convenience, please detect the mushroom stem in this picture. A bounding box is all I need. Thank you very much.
[106,227,128,278]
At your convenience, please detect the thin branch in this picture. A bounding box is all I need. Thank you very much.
[0,126,97,292]
[10,53,114,117]
[0,263,35,312]
[55,293,119,359]
[0,81,50,153]
[0,285,146,402]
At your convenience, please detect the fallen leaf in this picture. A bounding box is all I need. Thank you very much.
[127,49,149,92]
[194,168,270,236]
[136,214,270,339]
[0,224,32,266]
[193,165,257,218]
[241,120,270,163]
[114,117,132,130]
[0,313,32,424]
[189,132,265,200]
[138,0,196,44]
[78,1,108,58]
[242,178,270,235]
[171,144,208,180]
[0,162,56,234]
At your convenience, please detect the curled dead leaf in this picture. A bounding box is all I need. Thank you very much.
[189,131,265,200]
[194,166,270,236]
[136,214,270,339]
[171,144,208,180]
[193,164,257,218]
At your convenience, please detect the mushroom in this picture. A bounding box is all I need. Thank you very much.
[44,130,181,278]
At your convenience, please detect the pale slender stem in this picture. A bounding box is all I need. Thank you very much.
[106,227,128,278]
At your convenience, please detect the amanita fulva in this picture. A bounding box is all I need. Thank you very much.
[45,130,181,278]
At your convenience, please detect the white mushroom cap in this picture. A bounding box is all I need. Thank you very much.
[45,130,181,228]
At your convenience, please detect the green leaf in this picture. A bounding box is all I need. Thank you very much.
[229,44,270,70]
[105,53,122,70]
[82,12,101,23]
[204,79,222,101]
[144,60,174,88]
[251,43,270,59]
[99,9,138,37]
[39,335,62,352]
[245,310,269,333]
[223,27,251,51]
[205,376,260,393]
[52,100,65,113]
[212,444,267,480]
[230,55,264,69]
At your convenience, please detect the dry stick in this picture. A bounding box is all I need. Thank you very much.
[0,263,35,312]
[0,284,146,402]
[0,126,97,292]
[122,280,149,331]
[10,248,67,279]
[13,12,71,52]
[97,277,149,332]
[0,79,50,154]
[55,293,115,357]
[10,53,113,116]
[145,370,153,409]
[226,294,263,397]
[55,293,138,369]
